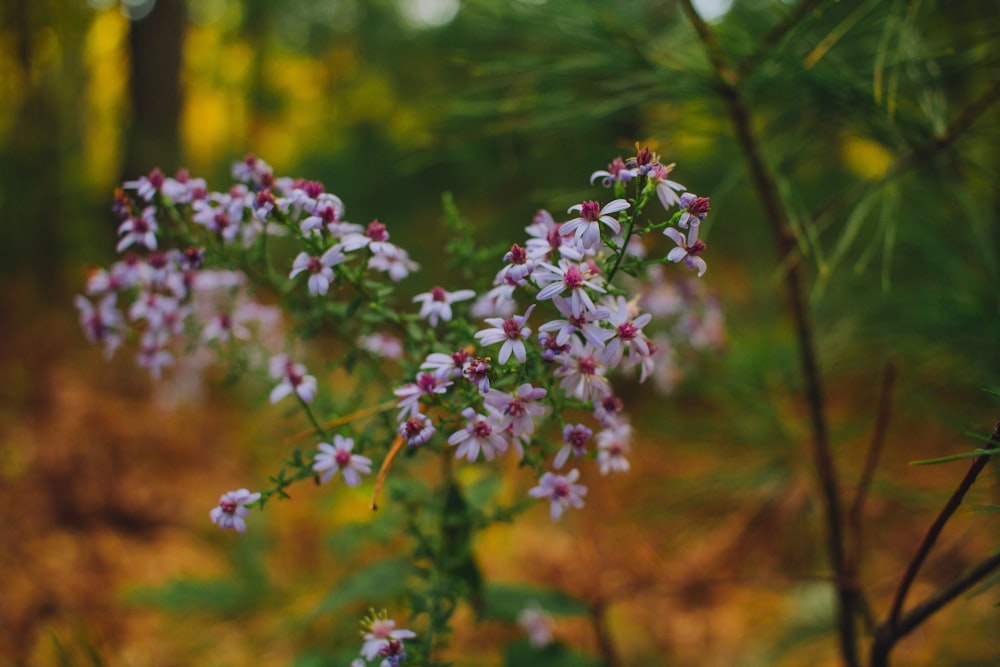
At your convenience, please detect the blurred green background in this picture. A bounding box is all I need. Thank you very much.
[1,0,998,665]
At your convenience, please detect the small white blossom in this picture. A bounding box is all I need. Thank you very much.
[313,435,372,487]
[528,469,587,521]
[210,488,261,533]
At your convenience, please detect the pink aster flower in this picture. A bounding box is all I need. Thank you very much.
[499,243,535,283]
[289,246,345,296]
[123,167,166,201]
[313,435,372,486]
[649,162,686,211]
[394,372,452,419]
[192,196,241,244]
[537,295,614,348]
[413,286,476,326]
[210,488,261,533]
[269,354,318,404]
[593,394,625,427]
[560,199,630,250]
[554,339,612,402]
[590,157,637,187]
[528,469,587,521]
[600,296,653,368]
[533,259,606,318]
[399,413,435,446]
[116,206,159,252]
[525,208,585,262]
[75,293,123,359]
[448,407,508,462]
[462,356,492,393]
[553,423,593,469]
[518,604,554,648]
[359,610,416,662]
[420,349,470,380]
[299,192,346,234]
[677,192,711,229]
[484,383,547,437]
[368,243,418,281]
[597,422,632,474]
[341,219,391,253]
[202,310,252,344]
[358,332,404,359]
[473,304,535,364]
[664,224,708,277]
[470,281,518,318]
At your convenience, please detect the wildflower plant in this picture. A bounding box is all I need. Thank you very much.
[78,147,723,664]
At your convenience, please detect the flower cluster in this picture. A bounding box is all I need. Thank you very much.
[79,147,722,534]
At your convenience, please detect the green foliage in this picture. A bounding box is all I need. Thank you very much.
[481,583,589,623]
[504,639,606,667]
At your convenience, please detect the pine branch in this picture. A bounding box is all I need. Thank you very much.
[677,2,858,665]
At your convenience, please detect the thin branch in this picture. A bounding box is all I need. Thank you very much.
[677,2,857,665]
[738,0,829,78]
[591,600,623,667]
[885,422,1000,630]
[871,550,1000,667]
[848,361,897,563]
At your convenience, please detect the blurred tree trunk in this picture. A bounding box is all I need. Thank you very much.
[123,0,186,180]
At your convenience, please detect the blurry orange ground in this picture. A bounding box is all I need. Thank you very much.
[2,285,998,666]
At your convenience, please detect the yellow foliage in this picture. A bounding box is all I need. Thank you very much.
[841,134,893,180]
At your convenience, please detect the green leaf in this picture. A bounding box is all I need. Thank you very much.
[910,449,995,465]
[482,583,589,622]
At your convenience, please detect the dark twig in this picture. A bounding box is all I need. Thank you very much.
[678,2,857,664]
[871,550,1000,666]
[738,0,829,78]
[848,362,897,567]
[885,422,1000,630]
[591,600,623,667]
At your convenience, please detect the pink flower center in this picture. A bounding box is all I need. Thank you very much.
[552,481,570,499]
[370,620,394,639]
[506,244,527,264]
[502,318,522,339]
[578,356,597,376]
[404,417,424,438]
[547,225,563,250]
[609,442,625,456]
[617,322,638,340]
[366,220,388,241]
[431,286,447,302]
[219,499,237,514]
[285,362,302,386]
[687,196,711,216]
[608,157,627,177]
[562,265,584,289]
[303,181,324,198]
[148,168,165,189]
[416,373,438,393]
[601,396,623,415]
[580,200,601,221]
[307,256,323,273]
[473,420,492,438]
[335,449,352,467]
[450,349,470,366]
[132,217,150,233]
[688,239,707,257]
[319,206,337,223]
[567,429,589,448]
[506,398,526,418]
[214,212,230,228]
[149,252,168,269]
